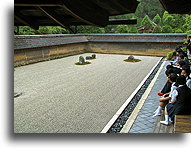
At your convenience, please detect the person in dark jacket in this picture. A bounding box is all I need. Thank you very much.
[160,75,191,125]
[181,65,191,89]
[186,36,191,58]
[158,68,174,96]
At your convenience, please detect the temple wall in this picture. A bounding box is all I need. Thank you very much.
[14,33,187,66]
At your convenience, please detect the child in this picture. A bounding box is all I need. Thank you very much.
[181,65,191,89]
[153,73,178,117]
[174,60,187,70]
[160,75,191,125]
[186,36,191,59]
[158,68,174,96]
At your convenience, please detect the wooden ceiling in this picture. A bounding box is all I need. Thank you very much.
[159,0,191,14]
[14,0,140,32]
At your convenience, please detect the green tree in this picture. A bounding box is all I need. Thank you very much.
[182,15,191,33]
[16,26,37,35]
[162,25,173,33]
[163,15,175,27]
[77,26,105,33]
[162,11,169,24]
[173,28,183,33]
[141,15,153,32]
[153,14,161,25]
[172,14,186,29]
[152,25,162,33]
[116,25,129,33]
[128,26,138,33]
[135,0,164,19]
[104,25,116,33]
[50,26,68,34]
[37,26,53,34]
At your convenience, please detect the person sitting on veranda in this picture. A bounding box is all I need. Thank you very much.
[181,65,191,89]
[157,67,175,96]
[174,60,187,71]
[171,49,179,65]
[160,75,191,125]
[157,60,187,97]
[171,51,177,64]
[186,36,191,59]
[174,53,189,66]
[153,73,178,117]
[172,47,188,65]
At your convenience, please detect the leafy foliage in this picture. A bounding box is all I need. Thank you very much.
[152,25,162,33]
[153,14,162,25]
[141,15,153,32]
[162,25,173,33]
[166,51,173,60]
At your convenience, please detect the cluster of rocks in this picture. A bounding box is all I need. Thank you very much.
[78,54,96,65]
[86,54,96,60]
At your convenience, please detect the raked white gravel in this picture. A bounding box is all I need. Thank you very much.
[14,53,161,133]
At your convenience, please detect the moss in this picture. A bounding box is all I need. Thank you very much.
[75,61,91,65]
[166,51,173,60]
[182,47,187,52]
[124,59,141,63]
[87,58,96,60]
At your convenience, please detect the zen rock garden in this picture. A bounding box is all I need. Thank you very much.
[124,55,141,63]
[75,54,141,65]
[75,54,96,65]
[86,54,96,60]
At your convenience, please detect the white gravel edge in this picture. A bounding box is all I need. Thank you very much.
[100,57,163,133]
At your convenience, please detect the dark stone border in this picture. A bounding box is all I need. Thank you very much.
[107,58,164,133]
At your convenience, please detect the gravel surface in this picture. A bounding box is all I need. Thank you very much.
[107,60,163,133]
[14,53,161,133]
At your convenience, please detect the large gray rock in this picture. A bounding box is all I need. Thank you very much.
[79,56,85,64]
[92,54,96,59]
[127,55,134,61]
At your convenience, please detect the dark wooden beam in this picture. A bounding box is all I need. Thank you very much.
[159,0,191,14]
[34,19,137,26]
[15,0,63,6]
[92,1,121,14]
[108,19,137,25]
[37,6,74,33]
[109,0,131,14]
[61,0,109,27]
[14,12,39,30]
[120,0,140,13]
[107,0,140,15]
[159,0,168,12]
[60,5,95,26]
[14,0,140,28]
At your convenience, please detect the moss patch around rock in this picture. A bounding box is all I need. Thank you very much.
[87,58,96,60]
[75,61,91,65]
[124,59,141,63]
